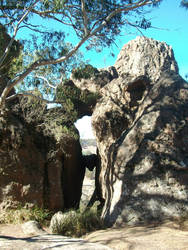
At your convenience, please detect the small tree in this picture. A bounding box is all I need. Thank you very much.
[0,0,162,111]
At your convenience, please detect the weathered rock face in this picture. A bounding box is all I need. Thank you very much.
[115,36,179,81]
[71,66,118,93]
[0,94,84,211]
[90,37,188,226]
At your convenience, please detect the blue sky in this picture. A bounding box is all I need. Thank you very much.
[76,0,188,139]
[82,0,188,78]
[17,0,188,139]
[18,0,187,79]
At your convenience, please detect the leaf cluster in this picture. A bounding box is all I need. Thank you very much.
[0,1,163,54]
[56,76,100,109]
[181,0,188,9]
[0,24,23,77]
[72,64,99,80]
[0,205,52,225]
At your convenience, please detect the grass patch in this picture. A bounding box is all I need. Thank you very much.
[0,206,105,237]
[51,207,105,237]
[0,206,52,226]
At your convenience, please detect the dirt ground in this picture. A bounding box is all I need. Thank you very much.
[85,221,188,250]
[1,220,188,249]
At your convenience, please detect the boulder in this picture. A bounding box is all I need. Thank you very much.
[0,93,84,211]
[21,220,46,236]
[90,37,188,226]
[55,66,118,119]
[71,66,118,93]
[56,79,100,119]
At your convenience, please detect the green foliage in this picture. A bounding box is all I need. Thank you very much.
[51,208,105,237]
[43,106,79,140]
[0,206,52,226]
[56,65,101,109]
[181,0,188,9]
[56,78,100,112]
[0,0,163,105]
[20,33,83,96]
[0,24,23,77]
[72,64,99,80]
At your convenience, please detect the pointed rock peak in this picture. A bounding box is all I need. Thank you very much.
[115,36,179,82]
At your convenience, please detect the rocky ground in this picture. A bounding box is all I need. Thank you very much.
[1,220,188,249]
[1,175,188,249]
[85,220,188,250]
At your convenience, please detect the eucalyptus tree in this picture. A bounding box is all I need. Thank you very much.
[0,0,162,111]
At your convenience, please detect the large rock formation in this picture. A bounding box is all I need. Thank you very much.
[88,37,188,226]
[1,36,188,228]
[0,92,84,211]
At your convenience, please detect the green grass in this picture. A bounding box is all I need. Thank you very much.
[0,206,105,237]
[51,207,105,237]
[0,206,52,226]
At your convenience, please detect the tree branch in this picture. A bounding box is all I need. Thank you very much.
[90,0,152,36]
[0,0,40,68]
[0,0,160,109]
[0,33,89,108]
[81,0,89,36]
[36,75,57,89]
[6,92,56,104]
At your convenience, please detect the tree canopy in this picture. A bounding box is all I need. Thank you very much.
[0,0,163,111]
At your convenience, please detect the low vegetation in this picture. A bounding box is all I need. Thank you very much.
[0,206,52,226]
[51,208,105,237]
[0,206,105,237]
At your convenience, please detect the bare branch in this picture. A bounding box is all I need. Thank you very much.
[19,24,48,34]
[0,32,89,108]
[6,92,56,104]
[36,75,57,89]
[38,13,73,26]
[90,0,152,36]
[81,0,89,36]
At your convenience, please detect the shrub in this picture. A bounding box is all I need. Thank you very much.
[50,208,105,237]
[72,64,99,80]
[0,206,52,226]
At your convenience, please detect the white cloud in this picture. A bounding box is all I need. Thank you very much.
[75,116,95,139]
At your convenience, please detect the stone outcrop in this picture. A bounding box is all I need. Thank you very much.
[0,93,84,211]
[1,36,188,229]
[0,233,112,250]
[71,66,118,93]
[87,37,188,226]
[21,221,46,236]
[56,79,96,118]
[55,66,118,119]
